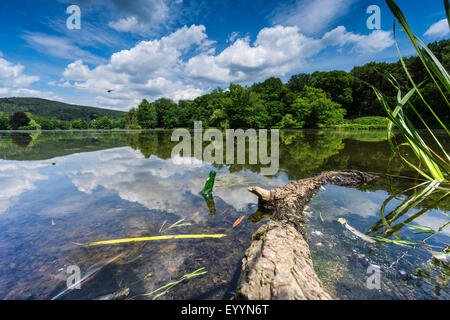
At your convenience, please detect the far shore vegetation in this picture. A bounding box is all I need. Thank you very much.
[0,39,448,132]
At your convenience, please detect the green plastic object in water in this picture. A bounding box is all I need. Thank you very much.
[201,192,216,215]
[200,170,217,215]
[200,170,216,195]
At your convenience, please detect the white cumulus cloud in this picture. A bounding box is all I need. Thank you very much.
[57,23,394,110]
[59,25,210,109]
[321,26,395,55]
[186,25,323,84]
[109,16,140,32]
[186,25,393,84]
[0,57,39,88]
[424,19,450,38]
[0,56,62,100]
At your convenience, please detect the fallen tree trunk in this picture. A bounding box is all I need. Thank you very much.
[235,170,377,300]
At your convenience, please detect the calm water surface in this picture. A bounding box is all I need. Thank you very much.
[0,130,448,300]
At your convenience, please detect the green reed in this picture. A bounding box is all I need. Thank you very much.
[366,0,450,251]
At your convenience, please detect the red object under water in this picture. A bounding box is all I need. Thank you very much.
[232,216,245,228]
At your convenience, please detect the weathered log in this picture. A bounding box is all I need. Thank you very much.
[248,170,377,237]
[235,170,377,300]
[235,220,333,300]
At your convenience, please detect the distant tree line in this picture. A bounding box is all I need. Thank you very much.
[0,111,125,130]
[126,39,448,130]
[0,97,125,121]
[1,39,447,131]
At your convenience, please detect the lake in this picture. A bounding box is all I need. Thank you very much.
[0,129,448,300]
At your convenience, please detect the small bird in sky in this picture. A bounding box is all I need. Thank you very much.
[107,89,114,93]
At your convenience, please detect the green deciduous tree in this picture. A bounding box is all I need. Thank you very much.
[223,84,268,128]
[9,111,30,130]
[0,112,10,130]
[190,89,226,127]
[280,113,302,128]
[124,107,141,129]
[162,101,180,129]
[287,73,311,92]
[178,100,195,128]
[291,86,346,128]
[136,100,157,129]
[111,118,125,129]
[153,98,177,128]
[252,77,286,127]
[94,116,112,130]
[209,108,228,128]
[310,71,355,112]
[71,119,89,130]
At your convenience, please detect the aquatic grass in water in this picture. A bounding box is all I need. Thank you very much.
[143,268,208,300]
[371,0,450,182]
[0,130,448,299]
[368,180,449,247]
[144,272,153,280]
[366,0,450,252]
[159,218,192,233]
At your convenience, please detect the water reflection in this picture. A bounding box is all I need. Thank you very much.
[67,148,286,218]
[308,185,449,299]
[11,133,33,147]
[0,130,447,300]
[0,161,49,214]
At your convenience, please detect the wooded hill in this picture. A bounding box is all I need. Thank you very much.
[0,98,125,121]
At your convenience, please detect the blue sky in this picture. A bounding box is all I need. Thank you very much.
[0,0,448,111]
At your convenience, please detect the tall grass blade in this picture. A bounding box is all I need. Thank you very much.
[386,0,450,107]
[445,0,450,27]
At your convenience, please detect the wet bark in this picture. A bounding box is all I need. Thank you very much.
[235,170,377,300]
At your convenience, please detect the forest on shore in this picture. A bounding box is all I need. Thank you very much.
[0,39,448,131]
